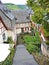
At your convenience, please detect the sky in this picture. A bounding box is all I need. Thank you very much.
[1,0,27,5]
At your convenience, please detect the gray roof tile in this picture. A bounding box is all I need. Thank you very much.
[0,4,14,20]
[0,4,30,30]
[12,10,30,23]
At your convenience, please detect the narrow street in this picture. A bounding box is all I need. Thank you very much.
[13,45,39,65]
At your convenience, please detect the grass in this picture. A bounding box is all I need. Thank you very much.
[5,4,26,10]
[6,4,21,10]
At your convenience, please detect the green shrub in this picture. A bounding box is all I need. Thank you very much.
[45,41,49,45]
[23,33,40,45]
[26,43,40,54]
[7,37,14,44]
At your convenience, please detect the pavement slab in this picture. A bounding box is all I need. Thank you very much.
[13,45,39,65]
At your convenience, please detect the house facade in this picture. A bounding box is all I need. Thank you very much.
[0,17,7,43]
[16,23,31,34]
[12,10,31,34]
[0,17,15,43]
[0,2,31,43]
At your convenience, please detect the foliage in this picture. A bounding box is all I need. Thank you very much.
[41,26,49,38]
[5,4,26,10]
[23,30,41,44]
[26,43,40,54]
[7,37,14,44]
[0,48,15,65]
[27,0,49,26]
[45,41,49,45]
[31,7,44,24]
[21,29,41,54]
[27,0,49,43]
[18,29,41,54]
[42,21,49,32]
[27,0,45,24]
[27,0,34,7]
[38,0,49,9]
[44,28,49,37]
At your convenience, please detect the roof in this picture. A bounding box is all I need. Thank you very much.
[0,4,14,20]
[12,10,30,24]
[0,3,31,30]
[0,4,15,30]
[0,11,14,30]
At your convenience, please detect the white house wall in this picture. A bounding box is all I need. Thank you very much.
[7,30,16,42]
[0,20,8,43]
[16,23,31,28]
[4,30,8,41]
[16,28,21,34]
[0,30,8,43]
[0,35,3,43]
[12,31,15,41]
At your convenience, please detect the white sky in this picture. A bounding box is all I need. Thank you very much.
[1,0,27,5]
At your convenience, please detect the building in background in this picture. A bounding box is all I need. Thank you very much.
[0,1,31,43]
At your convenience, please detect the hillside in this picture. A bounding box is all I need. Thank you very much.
[4,3,27,10]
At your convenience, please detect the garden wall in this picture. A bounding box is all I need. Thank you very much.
[41,43,49,57]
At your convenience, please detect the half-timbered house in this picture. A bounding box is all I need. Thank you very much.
[0,1,31,43]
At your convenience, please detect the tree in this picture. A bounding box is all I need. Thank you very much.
[32,7,44,24]
[27,0,45,24]
[27,0,49,38]
[27,0,35,7]
[27,0,49,26]
[38,0,49,9]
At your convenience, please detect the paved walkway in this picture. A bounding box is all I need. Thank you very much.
[13,45,39,65]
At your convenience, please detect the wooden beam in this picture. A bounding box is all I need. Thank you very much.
[0,16,8,30]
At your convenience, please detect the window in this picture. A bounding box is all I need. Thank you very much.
[2,33,6,41]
